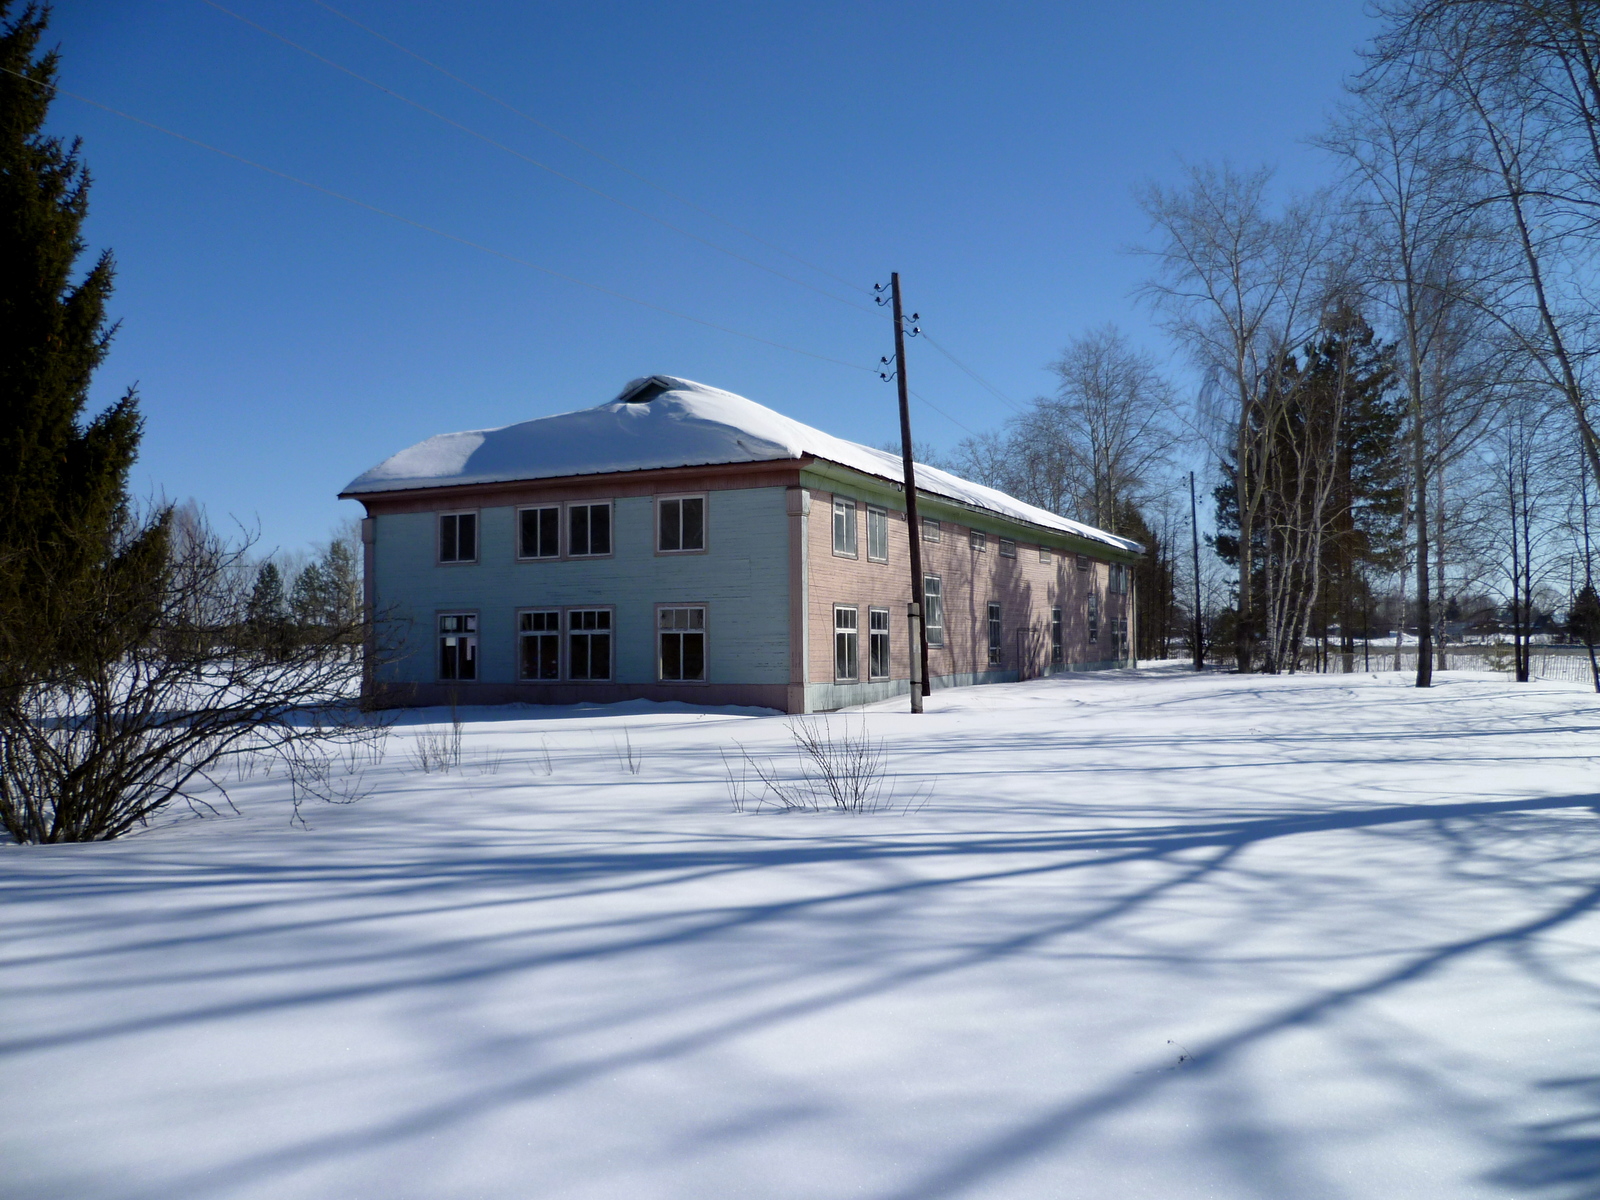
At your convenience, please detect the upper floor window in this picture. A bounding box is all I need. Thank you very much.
[1040,546,1051,564]
[921,518,941,543]
[438,512,477,564]
[1109,563,1129,594]
[658,495,706,553]
[867,506,889,562]
[438,612,477,680]
[1076,553,1091,572]
[999,538,1016,559]
[970,529,987,552]
[518,506,560,559]
[832,498,858,558]
[568,502,612,557]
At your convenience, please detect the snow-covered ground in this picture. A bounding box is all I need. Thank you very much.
[6,666,1600,1200]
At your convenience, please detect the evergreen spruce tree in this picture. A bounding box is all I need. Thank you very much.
[0,3,159,683]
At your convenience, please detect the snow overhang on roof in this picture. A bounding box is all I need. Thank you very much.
[341,375,1142,554]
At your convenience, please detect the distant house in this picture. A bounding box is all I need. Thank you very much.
[340,376,1141,713]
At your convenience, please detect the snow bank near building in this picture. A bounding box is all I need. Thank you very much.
[342,375,1141,553]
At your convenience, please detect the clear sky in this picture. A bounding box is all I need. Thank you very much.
[47,0,1374,555]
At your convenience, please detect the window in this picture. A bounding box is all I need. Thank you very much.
[568,609,612,680]
[1051,606,1063,664]
[1088,592,1099,644]
[834,605,859,680]
[568,502,612,557]
[999,538,1016,559]
[438,512,477,563]
[1110,563,1128,594]
[1076,553,1090,572]
[869,607,890,679]
[659,606,706,681]
[832,498,858,557]
[438,613,477,680]
[970,529,987,552]
[987,602,1002,666]
[658,495,706,552]
[1113,615,1129,658]
[1039,546,1051,564]
[867,506,888,563]
[921,517,941,543]
[923,575,945,646]
[518,506,560,559]
[518,610,561,679]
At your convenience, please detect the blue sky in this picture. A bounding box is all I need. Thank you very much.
[49,0,1373,555]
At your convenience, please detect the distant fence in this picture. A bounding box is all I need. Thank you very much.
[1194,648,1598,686]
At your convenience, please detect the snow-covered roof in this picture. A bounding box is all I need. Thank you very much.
[342,376,1141,554]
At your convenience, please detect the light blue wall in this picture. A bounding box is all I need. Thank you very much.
[373,488,792,687]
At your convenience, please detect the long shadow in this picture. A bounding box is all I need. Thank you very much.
[1492,1076,1600,1198]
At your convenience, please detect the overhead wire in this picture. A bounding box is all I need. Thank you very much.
[1,65,877,376]
[304,0,875,300]
[197,0,878,316]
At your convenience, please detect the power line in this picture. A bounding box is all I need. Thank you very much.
[304,0,875,300]
[198,0,878,317]
[919,330,1029,415]
[3,65,877,376]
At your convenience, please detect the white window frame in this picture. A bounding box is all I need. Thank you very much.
[866,505,889,563]
[987,602,1002,666]
[1051,606,1063,664]
[566,501,614,559]
[1088,592,1099,644]
[834,605,859,681]
[567,607,614,681]
[437,511,478,565]
[921,518,941,543]
[437,611,478,681]
[970,529,987,552]
[999,538,1016,559]
[923,575,945,647]
[868,607,890,679]
[657,604,708,682]
[832,498,858,558]
[1039,545,1051,564]
[657,494,708,554]
[1076,553,1091,572]
[516,505,561,560]
[1110,563,1128,594]
[517,608,562,680]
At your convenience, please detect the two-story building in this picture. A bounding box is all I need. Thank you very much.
[341,375,1140,712]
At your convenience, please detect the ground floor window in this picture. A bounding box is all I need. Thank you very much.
[659,606,706,681]
[1113,615,1129,659]
[869,607,890,679]
[924,576,944,646]
[987,602,1002,666]
[1051,606,1063,664]
[834,605,859,680]
[568,609,612,680]
[1088,593,1099,644]
[439,613,477,680]
[518,610,560,679]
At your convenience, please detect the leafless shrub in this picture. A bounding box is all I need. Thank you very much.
[530,736,554,776]
[727,716,930,815]
[470,747,505,776]
[408,723,462,774]
[614,726,643,775]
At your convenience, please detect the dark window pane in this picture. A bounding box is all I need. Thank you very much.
[439,515,457,562]
[683,632,704,680]
[459,514,476,561]
[591,505,611,555]
[519,510,535,558]
[571,635,591,679]
[441,640,456,679]
[662,633,682,680]
[570,506,590,555]
[540,635,559,679]
[659,499,680,551]
[682,497,704,550]
[540,507,559,556]
[592,633,610,679]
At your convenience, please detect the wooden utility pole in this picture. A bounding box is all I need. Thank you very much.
[1189,471,1203,671]
[891,273,929,709]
